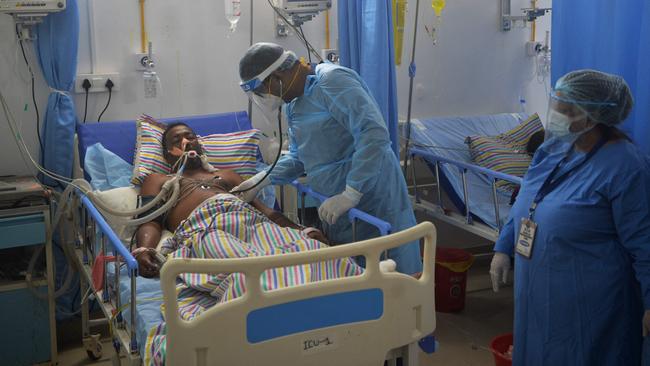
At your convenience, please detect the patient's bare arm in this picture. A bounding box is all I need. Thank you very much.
[135,174,168,277]
[250,200,328,243]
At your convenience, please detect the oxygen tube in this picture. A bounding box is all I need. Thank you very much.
[1,86,199,299]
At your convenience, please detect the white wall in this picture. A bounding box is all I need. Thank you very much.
[0,17,49,176]
[0,0,551,177]
[396,0,552,121]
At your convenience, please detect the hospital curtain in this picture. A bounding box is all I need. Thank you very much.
[551,1,650,154]
[338,0,400,157]
[35,0,80,319]
[35,0,79,186]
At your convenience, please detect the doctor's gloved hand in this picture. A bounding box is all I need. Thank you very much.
[489,252,511,292]
[318,186,362,225]
[230,171,271,203]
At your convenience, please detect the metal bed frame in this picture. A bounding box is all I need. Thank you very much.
[71,181,433,365]
[408,147,523,242]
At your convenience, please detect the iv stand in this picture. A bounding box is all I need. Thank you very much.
[402,0,421,176]
[248,0,253,120]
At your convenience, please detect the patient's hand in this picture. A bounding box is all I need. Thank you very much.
[135,250,160,278]
[305,228,329,245]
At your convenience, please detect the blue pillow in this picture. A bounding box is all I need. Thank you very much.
[84,143,134,190]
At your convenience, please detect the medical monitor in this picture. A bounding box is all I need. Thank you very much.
[275,0,330,26]
[0,0,66,14]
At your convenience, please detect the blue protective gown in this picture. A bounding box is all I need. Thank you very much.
[268,63,422,275]
[495,138,650,365]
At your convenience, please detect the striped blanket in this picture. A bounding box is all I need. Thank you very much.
[145,194,363,365]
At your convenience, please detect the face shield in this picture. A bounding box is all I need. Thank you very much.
[545,91,614,141]
[240,51,293,130]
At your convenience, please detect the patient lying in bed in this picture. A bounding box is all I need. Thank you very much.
[134,122,358,277]
[135,123,362,365]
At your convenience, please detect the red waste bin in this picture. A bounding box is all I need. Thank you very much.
[434,247,474,312]
[490,333,513,366]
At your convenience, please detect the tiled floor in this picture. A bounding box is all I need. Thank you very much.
[420,256,514,366]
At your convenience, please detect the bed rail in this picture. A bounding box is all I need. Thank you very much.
[409,147,522,234]
[77,193,140,355]
[161,222,436,366]
[74,184,396,361]
[291,181,392,238]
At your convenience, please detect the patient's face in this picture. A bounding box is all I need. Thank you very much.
[164,125,204,169]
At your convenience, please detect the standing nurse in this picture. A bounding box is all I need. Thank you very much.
[233,42,422,275]
[490,69,650,365]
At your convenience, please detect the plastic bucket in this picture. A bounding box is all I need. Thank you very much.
[489,333,513,366]
[434,247,474,312]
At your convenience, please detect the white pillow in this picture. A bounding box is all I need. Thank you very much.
[93,186,174,249]
[93,186,140,245]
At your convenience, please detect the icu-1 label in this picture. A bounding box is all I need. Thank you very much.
[301,334,338,355]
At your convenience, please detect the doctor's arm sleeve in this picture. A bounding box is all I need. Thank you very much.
[612,170,650,308]
[493,216,515,256]
[268,129,305,185]
[319,70,390,194]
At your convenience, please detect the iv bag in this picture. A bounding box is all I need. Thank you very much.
[431,0,445,17]
[225,0,241,32]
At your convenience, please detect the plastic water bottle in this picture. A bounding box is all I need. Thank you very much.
[143,70,158,99]
[224,0,241,33]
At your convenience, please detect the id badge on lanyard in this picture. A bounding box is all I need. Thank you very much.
[515,137,607,259]
[516,217,537,258]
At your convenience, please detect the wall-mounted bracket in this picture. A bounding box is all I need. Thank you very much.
[501,0,551,31]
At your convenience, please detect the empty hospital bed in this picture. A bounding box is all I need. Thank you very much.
[405,113,530,242]
[71,111,437,365]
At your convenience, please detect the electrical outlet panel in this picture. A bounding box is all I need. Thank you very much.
[75,73,120,93]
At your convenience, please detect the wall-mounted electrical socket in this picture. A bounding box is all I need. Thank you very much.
[75,73,120,93]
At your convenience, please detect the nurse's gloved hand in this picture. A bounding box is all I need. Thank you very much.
[230,171,271,203]
[318,186,362,225]
[489,252,511,292]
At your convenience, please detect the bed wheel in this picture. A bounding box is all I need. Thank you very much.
[83,334,103,360]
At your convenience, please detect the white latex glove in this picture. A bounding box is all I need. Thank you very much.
[230,171,271,202]
[318,186,362,225]
[489,252,511,293]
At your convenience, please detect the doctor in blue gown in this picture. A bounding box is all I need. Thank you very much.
[233,42,422,275]
[490,69,650,365]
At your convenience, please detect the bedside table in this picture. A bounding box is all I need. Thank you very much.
[0,176,57,365]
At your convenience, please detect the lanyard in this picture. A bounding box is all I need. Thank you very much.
[528,137,607,218]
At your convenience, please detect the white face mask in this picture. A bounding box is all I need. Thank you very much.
[251,78,284,113]
[545,109,589,140]
[546,110,572,137]
[255,93,283,111]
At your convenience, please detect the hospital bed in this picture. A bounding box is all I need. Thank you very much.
[71,111,437,365]
[405,114,525,242]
